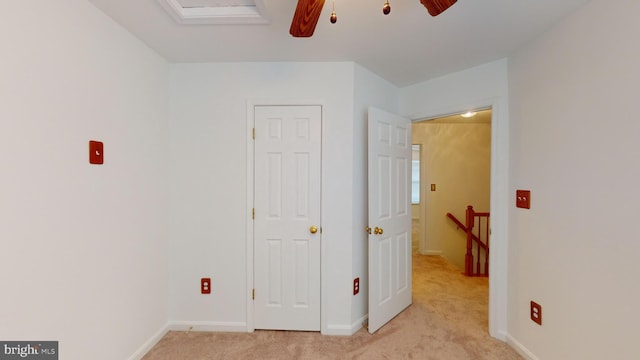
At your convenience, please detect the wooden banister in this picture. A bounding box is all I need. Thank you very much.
[446,212,487,251]
[446,205,490,277]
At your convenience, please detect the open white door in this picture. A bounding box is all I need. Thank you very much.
[367,107,412,334]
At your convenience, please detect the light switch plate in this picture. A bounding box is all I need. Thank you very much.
[89,140,103,164]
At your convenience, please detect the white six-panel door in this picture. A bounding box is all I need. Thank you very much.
[367,107,412,333]
[253,105,321,331]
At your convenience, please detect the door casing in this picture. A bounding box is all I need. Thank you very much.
[409,98,508,340]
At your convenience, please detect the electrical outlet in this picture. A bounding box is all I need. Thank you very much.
[201,278,211,294]
[530,301,542,325]
[516,190,531,209]
[353,278,360,295]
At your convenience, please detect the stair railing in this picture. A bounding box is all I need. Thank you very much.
[446,205,490,276]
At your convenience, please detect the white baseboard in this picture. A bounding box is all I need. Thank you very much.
[128,321,249,359]
[323,324,353,336]
[351,315,368,334]
[323,315,368,336]
[128,324,170,360]
[492,329,508,342]
[168,320,249,333]
[421,250,443,256]
[506,334,539,360]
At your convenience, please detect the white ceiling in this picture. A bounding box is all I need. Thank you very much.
[87,0,591,87]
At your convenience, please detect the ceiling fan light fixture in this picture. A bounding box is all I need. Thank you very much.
[291,0,455,38]
[382,1,391,15]
[330,0,337,24]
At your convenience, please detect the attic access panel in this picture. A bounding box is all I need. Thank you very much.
[177,0,254,6]
[159,0,269,24]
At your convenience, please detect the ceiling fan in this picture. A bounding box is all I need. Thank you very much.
[290,0,458,37]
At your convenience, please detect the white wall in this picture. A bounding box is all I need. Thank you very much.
[6,0,633,357]
[167,62,358,334]
[0,1,169,359]
[507,0,640,358]
[352,64,400,327]
[399,59,509,339]
[412,122,491,269]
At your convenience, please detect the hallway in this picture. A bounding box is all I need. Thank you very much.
[412,253,501,355]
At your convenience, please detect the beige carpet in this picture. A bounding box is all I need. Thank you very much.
[143,255,521,359]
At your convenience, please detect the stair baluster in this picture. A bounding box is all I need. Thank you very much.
[447,205,490,277]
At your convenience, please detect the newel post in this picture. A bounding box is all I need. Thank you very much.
[465,205,475,276]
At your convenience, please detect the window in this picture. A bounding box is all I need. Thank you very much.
[412,144,420,204]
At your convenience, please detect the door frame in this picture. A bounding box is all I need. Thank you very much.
[246,99,326,333]
[407,97,508,340]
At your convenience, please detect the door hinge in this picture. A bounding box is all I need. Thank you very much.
[252,208,255,219]
[252,288,255,300]
[252,128,255,140]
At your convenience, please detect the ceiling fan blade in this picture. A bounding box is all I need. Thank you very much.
[420,0,457,16]
[290,0,326,37]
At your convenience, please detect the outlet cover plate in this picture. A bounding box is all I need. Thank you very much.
[530,300,542,325]
[201,278,211,294]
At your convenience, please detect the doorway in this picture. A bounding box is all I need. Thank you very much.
[411,109,491,265]
[411,108,492,326]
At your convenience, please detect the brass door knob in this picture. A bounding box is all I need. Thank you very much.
[365,226,372,234]
[374,227,384,235]
[310,225,318,234]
